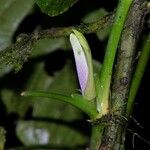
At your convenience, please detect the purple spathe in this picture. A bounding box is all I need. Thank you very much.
[70,33,88,93]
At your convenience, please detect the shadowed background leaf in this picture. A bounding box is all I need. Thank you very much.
[36,0,78,17]
[0,127,6,150]
[0,0,34,76]
[82,8,111,41]
[0,0,34,50]
[16,120,88,146]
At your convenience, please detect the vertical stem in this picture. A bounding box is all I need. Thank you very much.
[90,0,133,149]
[90,125,104,150]
[99,0,147,149]
[97,0,133,116]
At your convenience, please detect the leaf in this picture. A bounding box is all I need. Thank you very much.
[1,61,81,120]
[0,0,34,76]
[1,62,53,117]
[82,8,108,24]
[22,91,98,119]
[82,8,111,41]
[32,37,67,57]
[21,60,102,120]
[1,59,101,118]
[31,60,101,120]
[32,61,83,121]
[16,121,88,146]
[36,0,78,17]
[0,0,34,50]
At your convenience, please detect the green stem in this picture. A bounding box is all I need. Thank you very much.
[97,0,133,116]
[126,34,150,117]
[89,0,133,149]
[90,125,104,150]
[90,1,133,149]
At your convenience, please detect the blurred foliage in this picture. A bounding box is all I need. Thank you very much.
[0,126,6,150]
[32,37,68,57]
[82,8,111,41]
[36,0,78,17]
[0,0,34,76]
[16,120,88,146]
[0,0,34,50]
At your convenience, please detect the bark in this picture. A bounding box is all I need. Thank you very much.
[99,0,148,149]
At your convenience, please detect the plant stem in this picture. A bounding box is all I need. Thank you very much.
[126,33,150,118]
[97,0,133,116]
[90,125,104,150]
[99,0,147,149]
[90,0,133,149]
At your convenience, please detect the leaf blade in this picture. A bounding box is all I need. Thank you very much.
[21,91,98,119]
[36,0,78,17]
[0,0,34,50]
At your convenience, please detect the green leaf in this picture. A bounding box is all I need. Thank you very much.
[82,8,108,24]
[16,121,88,146]
[32,37,67,57]
[82,8,111,41]
[22,91,98,119]
[30,60,101,120]
[32,60,101,120]
[0,0,34,76]
[32,61,82,121]
[0,0,34,50]
[36,0,78,17]
[1,61,81,120]
[1,62,52,117]
[1,59,101,119]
